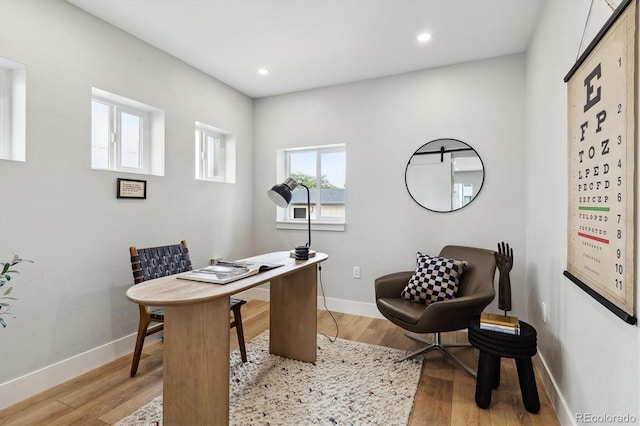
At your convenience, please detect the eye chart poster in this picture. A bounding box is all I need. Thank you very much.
[564,0,636,324]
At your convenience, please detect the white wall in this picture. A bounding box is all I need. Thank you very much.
[0,0,254,399]
[253,54,526,317]
[526,0,639,424]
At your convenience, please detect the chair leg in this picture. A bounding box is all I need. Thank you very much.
[405,333,473,349]
[398,332,477,377]
[231,305,247,363]
[131,313,151,377]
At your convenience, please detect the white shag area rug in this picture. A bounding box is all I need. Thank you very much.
[116,331,423,425]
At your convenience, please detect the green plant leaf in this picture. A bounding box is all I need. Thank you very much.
[0,254,32,330]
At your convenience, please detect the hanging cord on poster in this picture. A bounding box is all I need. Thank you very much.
[577,0,596,61]
[576,0,618,61]
[604,0,618,11]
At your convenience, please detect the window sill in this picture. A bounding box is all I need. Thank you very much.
[91,167,157,177]
[275,221,345,232]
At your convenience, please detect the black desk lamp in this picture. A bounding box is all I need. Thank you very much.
[267,177,311,260]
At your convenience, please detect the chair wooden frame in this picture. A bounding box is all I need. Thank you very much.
[129,240,247,377]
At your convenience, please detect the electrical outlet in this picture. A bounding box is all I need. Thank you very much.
[542,302,548,323]
[353,266,361,279]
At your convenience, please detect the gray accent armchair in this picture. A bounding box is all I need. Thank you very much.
[375,245,497,376]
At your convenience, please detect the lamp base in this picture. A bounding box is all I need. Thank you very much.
[290,247,316,260]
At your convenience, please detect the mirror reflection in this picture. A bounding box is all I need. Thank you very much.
[405,138,484,212]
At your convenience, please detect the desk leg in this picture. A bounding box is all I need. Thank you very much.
[515,357,540,414]
[269,264,317,362]
[164,298,231,426]
[475,351,498,409]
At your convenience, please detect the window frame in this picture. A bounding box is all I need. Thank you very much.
[195,126,226,182]
[90,87,164,176]
[194,121,236,184]
[91,96,150,174]
[275,143,346,232]
[0,57,26,162]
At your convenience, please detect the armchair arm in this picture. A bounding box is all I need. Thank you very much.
[375,271,413,300]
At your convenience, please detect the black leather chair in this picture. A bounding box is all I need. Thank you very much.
[128,240,247,376]
[375,245,497,376]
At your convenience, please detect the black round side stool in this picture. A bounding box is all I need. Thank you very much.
[468,316,540,413]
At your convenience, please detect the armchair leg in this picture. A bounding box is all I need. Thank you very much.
[397,332,477,378]
[395,343,439,361]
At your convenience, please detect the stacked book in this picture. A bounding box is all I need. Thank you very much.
[480,312,520,335]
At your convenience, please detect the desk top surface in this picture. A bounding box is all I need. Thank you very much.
[126,251,328,306]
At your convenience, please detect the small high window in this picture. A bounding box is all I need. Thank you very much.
[91,88,164,176]
[195,121,236,183]
[0,57,26,162]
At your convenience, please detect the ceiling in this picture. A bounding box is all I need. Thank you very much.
[68,0,544,99]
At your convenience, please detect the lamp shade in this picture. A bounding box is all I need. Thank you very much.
[267,183,292,208]
[267,177,299,208]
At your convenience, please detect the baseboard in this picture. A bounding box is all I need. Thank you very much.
[0,290,380,411]
[533,352,574,426]
[0,332,161,411]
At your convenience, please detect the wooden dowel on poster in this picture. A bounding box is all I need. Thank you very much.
[563,271,637,325]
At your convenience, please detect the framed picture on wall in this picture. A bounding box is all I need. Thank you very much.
[117,178,147,199]
[563,0,637,324]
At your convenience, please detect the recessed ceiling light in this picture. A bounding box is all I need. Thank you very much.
[258,67,270,76]
[417,32,432,43]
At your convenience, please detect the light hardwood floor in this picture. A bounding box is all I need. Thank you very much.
[0,300,559,425]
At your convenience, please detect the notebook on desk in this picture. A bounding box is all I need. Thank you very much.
[177,260,283,284]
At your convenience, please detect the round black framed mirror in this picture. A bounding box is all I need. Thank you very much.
[405,138,484,212]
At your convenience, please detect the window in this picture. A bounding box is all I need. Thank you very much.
[275,144,346,230]
[195,121,236,183]
[91,88,164,176]
[0,57,26,162]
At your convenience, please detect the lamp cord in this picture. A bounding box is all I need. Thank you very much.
[318,265,339,342]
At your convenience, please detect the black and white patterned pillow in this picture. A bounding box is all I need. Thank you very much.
[401,252,468,304]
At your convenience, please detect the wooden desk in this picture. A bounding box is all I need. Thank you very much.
[126,251,328,425]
